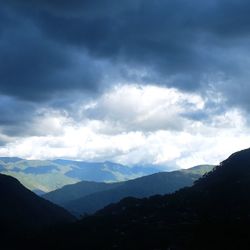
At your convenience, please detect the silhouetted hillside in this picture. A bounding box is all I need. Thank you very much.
[44,165,214,216]
[31,148,250,250]
[0,173,75,248]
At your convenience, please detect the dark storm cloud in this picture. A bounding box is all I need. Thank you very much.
[0,3,104,101]
[1,0,250,112]
[0,96,35,125]
[24,0,250,86]
[0,95,38,139]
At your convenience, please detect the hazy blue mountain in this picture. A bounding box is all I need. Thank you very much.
[63,161,159,182]
[44,165,214,216]
[0,158,81,192]
[0,157,161,193]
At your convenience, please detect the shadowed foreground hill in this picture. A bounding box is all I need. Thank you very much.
[0,173,75,247]
[33,148,250,250]
[44,165,214,216]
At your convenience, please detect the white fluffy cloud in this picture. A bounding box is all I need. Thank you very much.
[0,84,249,169]
[82,84,205,133]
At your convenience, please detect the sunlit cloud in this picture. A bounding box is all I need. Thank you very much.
[0,84,249,169]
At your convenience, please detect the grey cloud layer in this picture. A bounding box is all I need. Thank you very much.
[1,0,250,132]
[2,1,250,96]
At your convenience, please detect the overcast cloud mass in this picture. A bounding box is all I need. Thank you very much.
[1,0,250,169]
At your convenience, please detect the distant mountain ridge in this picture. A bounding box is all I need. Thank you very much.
[43,180,123,205]
[0,157,161,193]
[43,164,214,216]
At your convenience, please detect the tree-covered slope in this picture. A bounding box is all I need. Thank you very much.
[0,174,75,232]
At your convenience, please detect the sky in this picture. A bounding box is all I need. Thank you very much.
[1,0,250,169]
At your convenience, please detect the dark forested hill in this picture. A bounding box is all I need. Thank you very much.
[0,173,75,248]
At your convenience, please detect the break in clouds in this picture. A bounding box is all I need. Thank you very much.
[1,0,250,168]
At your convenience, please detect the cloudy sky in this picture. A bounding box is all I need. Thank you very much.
[1,0,250,169]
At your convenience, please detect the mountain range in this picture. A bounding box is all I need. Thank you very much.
[0,157,162,193]
[2,148,250,249]
[43,165,214,216]
[28,148,250,250]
